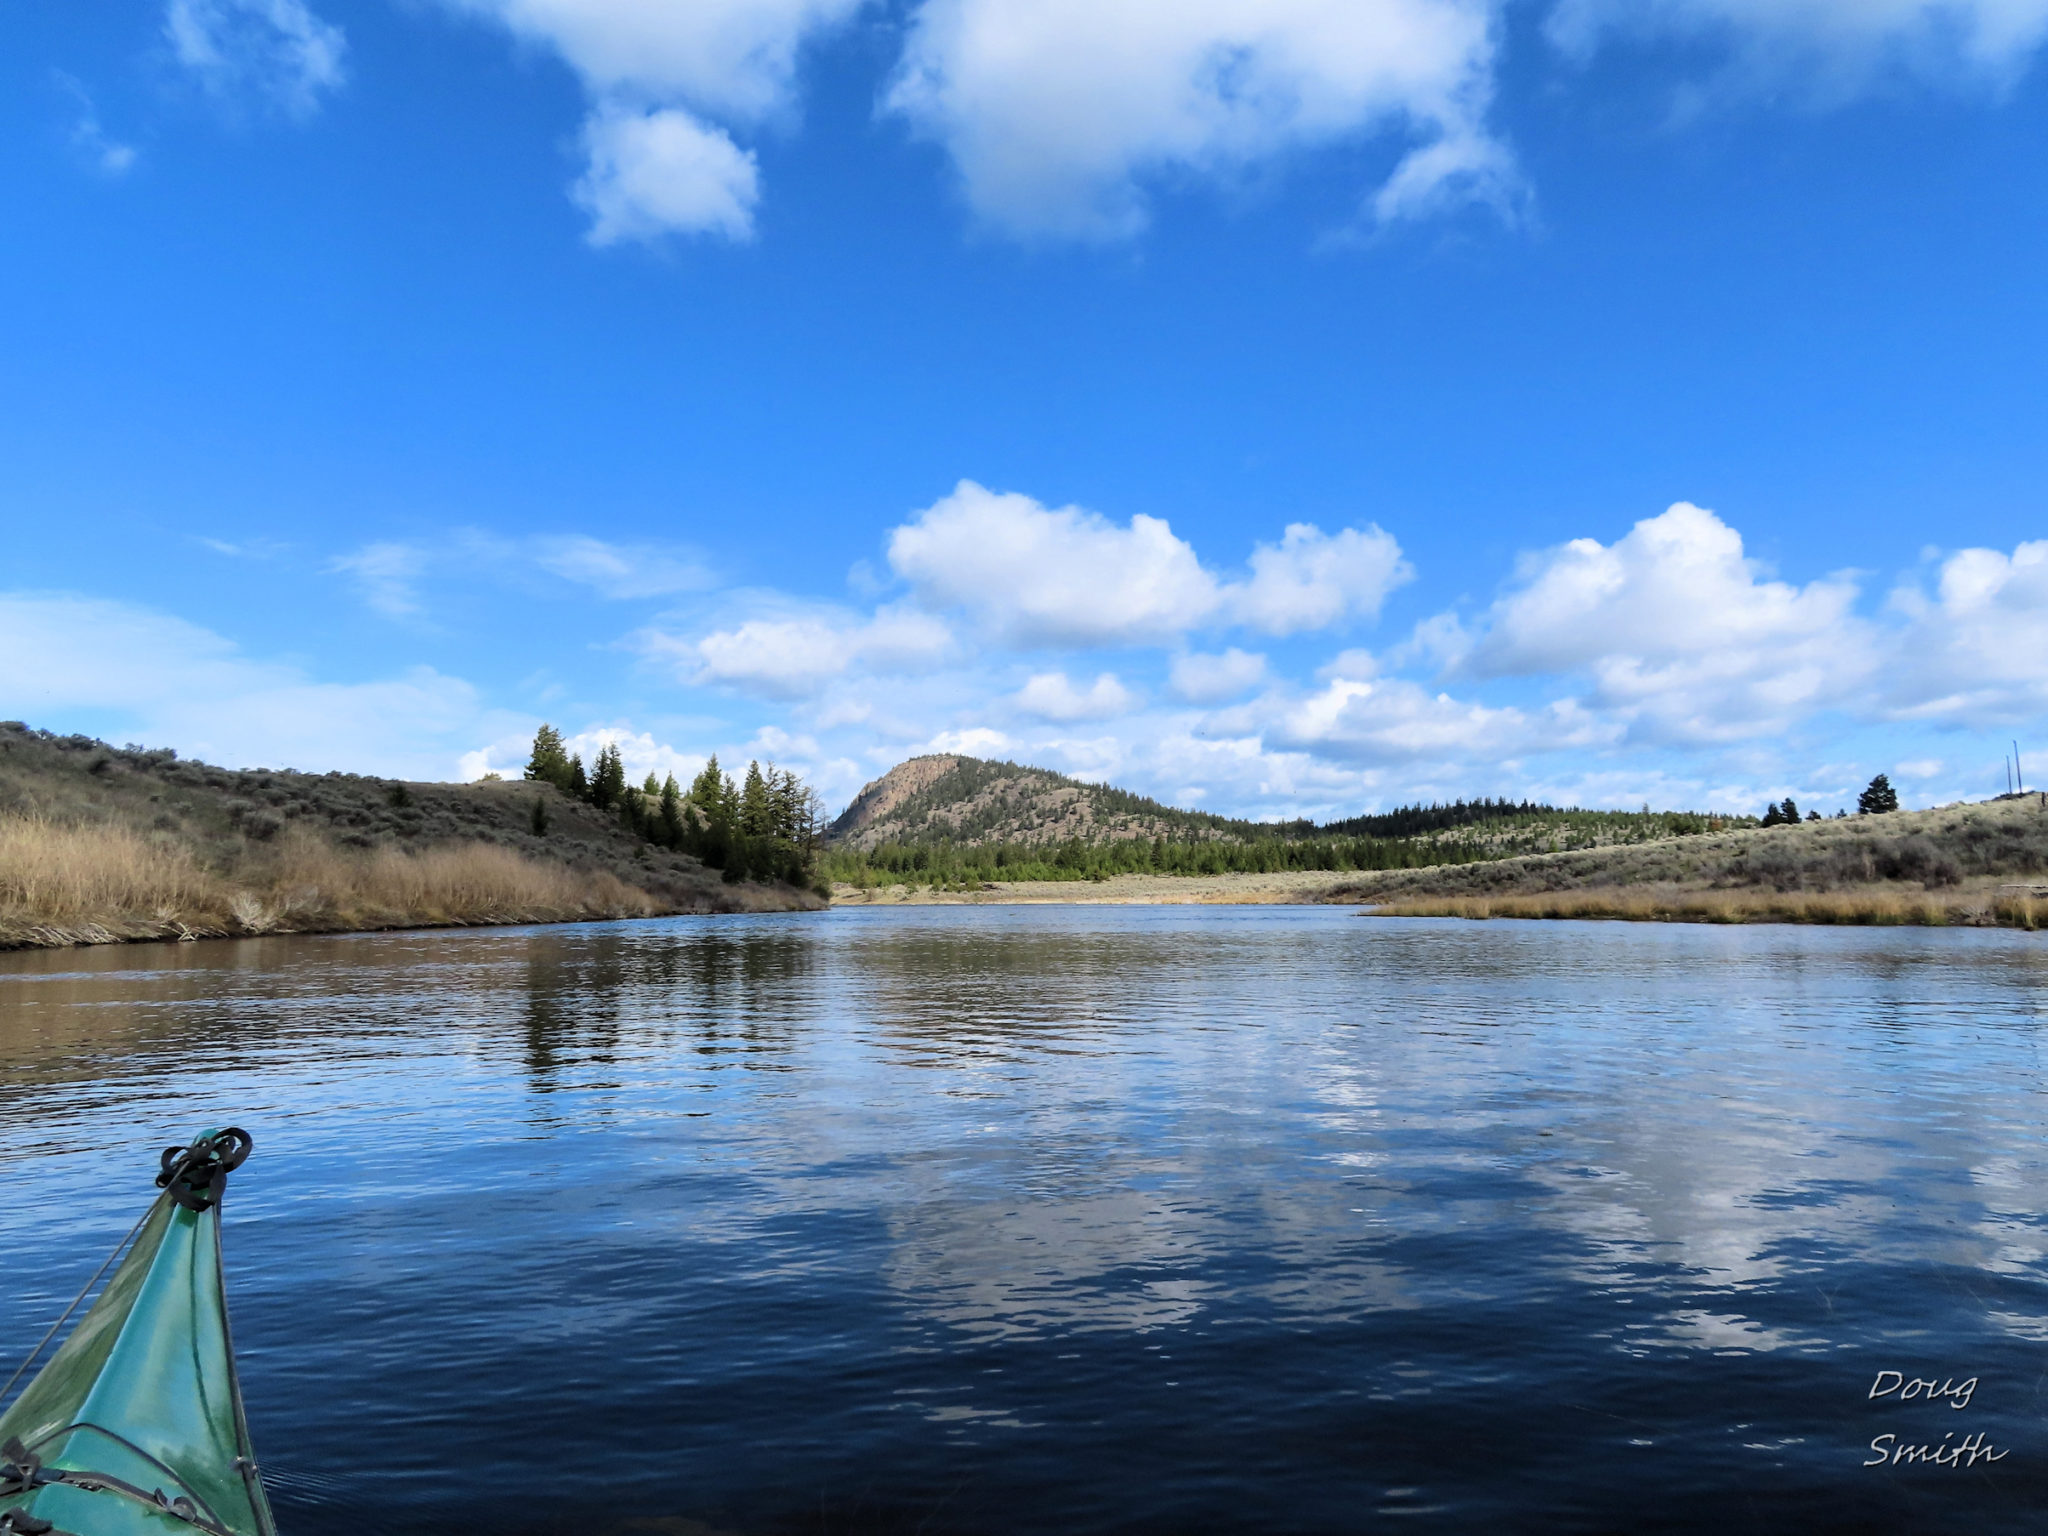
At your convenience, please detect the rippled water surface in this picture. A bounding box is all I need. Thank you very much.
[2,907,2046,1533]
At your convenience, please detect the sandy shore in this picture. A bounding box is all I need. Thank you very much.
[829,870,1352,905]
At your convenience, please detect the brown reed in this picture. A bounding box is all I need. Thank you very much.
[0,814,664,947]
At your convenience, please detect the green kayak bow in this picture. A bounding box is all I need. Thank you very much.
[0,1130,275,1536]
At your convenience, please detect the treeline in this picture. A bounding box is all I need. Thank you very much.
[1759,773,1901,826]
[523,725,824,889]
[824,796,1754,890]
[829,830,1595,888]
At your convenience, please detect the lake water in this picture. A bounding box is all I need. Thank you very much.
[1,906,2044,1533]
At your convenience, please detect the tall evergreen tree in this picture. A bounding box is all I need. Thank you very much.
[688,756,731,825]
[590,743,627,810]
[1857,774,1900,814]
[1779,797,1799,824]
[567,754,588,801]
[740,760,772,838]
[643,772,661,795]
[524,724,574,793]
[659,773,684,847]
[768,765,805,844]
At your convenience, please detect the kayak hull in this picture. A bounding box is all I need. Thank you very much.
[0,1140,274,1536]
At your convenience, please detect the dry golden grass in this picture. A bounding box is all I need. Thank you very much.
[0,815,667,948]
[0,816,214,923]
[1363,883,2014,926]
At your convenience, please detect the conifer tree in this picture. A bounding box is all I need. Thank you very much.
[591,743,627,810]
[643,772,660,795]
[769,766,806,844]
[567,755,588,801]
[741,760,772,838]
[1761,801,1783,827]
[1857,774,1900,814]
[688,756,730,824]
[1779,797,1799,824]
[660,773,684,847]
[524,725,573,793]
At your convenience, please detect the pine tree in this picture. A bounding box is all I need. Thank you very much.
[1858,774,1900,814]
[688,756,730,825]
[590,743,627,810]
[567,754,588,801]
[1779,797,1799,824]
[643,772,660,795]
[741,760,772,838]
[1761,802,1783,827]
[524,725,573,792]
[660,773,684,847]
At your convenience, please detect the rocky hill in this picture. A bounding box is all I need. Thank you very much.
[0,722,817,949]
[827,755,1245,852]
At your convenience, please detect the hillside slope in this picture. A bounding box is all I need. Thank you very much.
[1328,795,2048,925]
[0,723,818,949]
[828,754,1244,851]
[827,754,1736,877]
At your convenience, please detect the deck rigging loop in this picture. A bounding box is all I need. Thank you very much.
[155,1129,253,1214]
[1,1432,234,1536]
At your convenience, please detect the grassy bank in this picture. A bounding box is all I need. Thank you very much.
[1366,882,2046,927]
[829,868,1349,905]
[0,724,821,950]
[0,815,685,947]
[1331,795,2048,928]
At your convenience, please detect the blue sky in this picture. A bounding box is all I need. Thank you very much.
[5,0,2048,820]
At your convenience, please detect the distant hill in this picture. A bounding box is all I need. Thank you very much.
[825,753,1737,886]
[827,754,1243,852]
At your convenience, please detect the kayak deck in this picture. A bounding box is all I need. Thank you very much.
[0,1132,274,1536]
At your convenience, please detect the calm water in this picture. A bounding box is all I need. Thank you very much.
[0,907,2044,1533]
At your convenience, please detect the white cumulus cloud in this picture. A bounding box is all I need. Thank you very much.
[443,0,862,242]
[1274,677,1509,762]
[1234,521,1411,634]
[888,481,1222,646]
[1014,671,1138,721]
[1457,502,1876,744]
[1887,540,2048,722]
[574,104,759,245]
[886,0,1512,239]
[165,0,346,118]
[887,481,1410,647]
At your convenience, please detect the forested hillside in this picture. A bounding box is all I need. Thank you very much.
[824,754,1745,888]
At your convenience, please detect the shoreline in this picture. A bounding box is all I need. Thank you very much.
[1357,878,2046,928]
[831,868,2048,929]
[0,884,827,954]
[832,870,1358,905]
